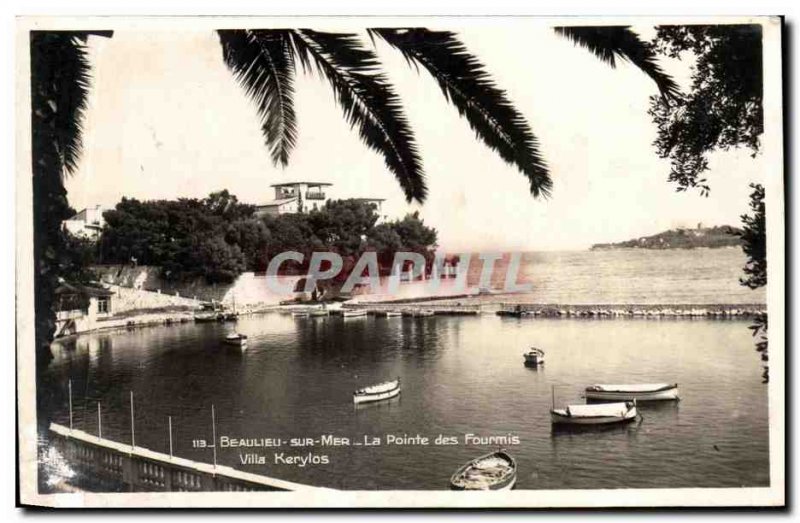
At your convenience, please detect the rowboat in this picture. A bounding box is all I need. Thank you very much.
[223,333,248,347]
[550,401,638,425]
[310,309,329,318]
[523,348,545,366]
[353,378,401,404]
[449,450,517,491]
[342,309,368,318]
[385,311,402,318]
[292,311,310,318]
[585,383,679,402]
[414,309,435,317]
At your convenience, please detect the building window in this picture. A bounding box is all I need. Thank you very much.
[97,297,110,314]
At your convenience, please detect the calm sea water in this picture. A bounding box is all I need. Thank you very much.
[42,312,769,491]
[469,248,765,305]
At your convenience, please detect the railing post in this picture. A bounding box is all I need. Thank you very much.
[68,379,73,431]
[130,391,135,450]
[97,402,102,439]
[168,416,173,459]
[211,405,217,469]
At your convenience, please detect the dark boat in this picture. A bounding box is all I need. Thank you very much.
[523,347,545,366]
[449,450,517,490]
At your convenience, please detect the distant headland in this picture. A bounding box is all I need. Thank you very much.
[591,225,742,251]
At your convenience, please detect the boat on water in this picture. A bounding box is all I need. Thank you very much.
[353,378,401,404]
[310,309,329,318]
[550,401,638,425]
[385,311,402,318]
[523,348,545,366]
[342,309,368,318]
[585,383,679,402]
[292,311,310,318]
[194,312,219,323]
[223,333,248,347]
[414,309,435,317]
[449,450,517,491]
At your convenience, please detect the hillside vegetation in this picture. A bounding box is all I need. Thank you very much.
[591,225,742,250]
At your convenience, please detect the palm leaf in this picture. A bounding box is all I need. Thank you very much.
[369,28,551,199]
[554,26,680,100]
[31,32,95,176]
[287,29,427,203]
[218,29,298,166]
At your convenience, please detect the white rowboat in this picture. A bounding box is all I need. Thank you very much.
[449,450,517,490]
[223,333,248,347]
[353,378,401,404]
[551,401,638,425]
[585,383,679,402]
[342,309,368,318]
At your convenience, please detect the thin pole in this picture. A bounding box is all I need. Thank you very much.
[168,416,173,458]
[97,402,102,439]
[68,380,73,431]
[551,385,555,410]
[211,405,217,468]
[130,391,135,449]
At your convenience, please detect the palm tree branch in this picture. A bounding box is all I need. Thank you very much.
[288,29,426,203]
[554,26,681,100]
[217,29,298,166]
[369,28,551,199]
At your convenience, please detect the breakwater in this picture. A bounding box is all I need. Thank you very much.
[493,303,766,318]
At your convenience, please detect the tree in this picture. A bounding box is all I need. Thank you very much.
[739,183,767,290]
[648,25,763,194]
[738,183,768,382]
[31,31,112,365]
[646,25,767,381]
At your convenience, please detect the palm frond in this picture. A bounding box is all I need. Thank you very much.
[554,26,680,100]
[370,28,551,199]
[30,33,93,176]
[288,29,427,203]
[218,30,298,166]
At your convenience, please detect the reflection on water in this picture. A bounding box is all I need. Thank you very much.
[42,313,769,490]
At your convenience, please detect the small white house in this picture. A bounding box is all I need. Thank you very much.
[255,181,333,216]
[62,205,107,239]
[54,282,115,337]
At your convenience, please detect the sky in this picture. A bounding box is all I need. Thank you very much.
[64,24,767,251]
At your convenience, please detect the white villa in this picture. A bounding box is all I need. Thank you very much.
[62,205,107,240]
[254,181,385,217]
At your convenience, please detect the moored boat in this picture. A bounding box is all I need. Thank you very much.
[353,378,401,404]
[550,401,638,425]
[449,450,517,491]
[310,309,329,318]
[523,348,545,366]
[585,383,679,402]
[223,333,248,347]
[414,309,435,317]
[194,312,219,323]
[342,309,368,318]
[385,310,402,318]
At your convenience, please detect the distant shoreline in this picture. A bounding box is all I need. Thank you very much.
[591,225,742,251]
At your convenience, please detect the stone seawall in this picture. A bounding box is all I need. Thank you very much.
[92,265,301,307]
